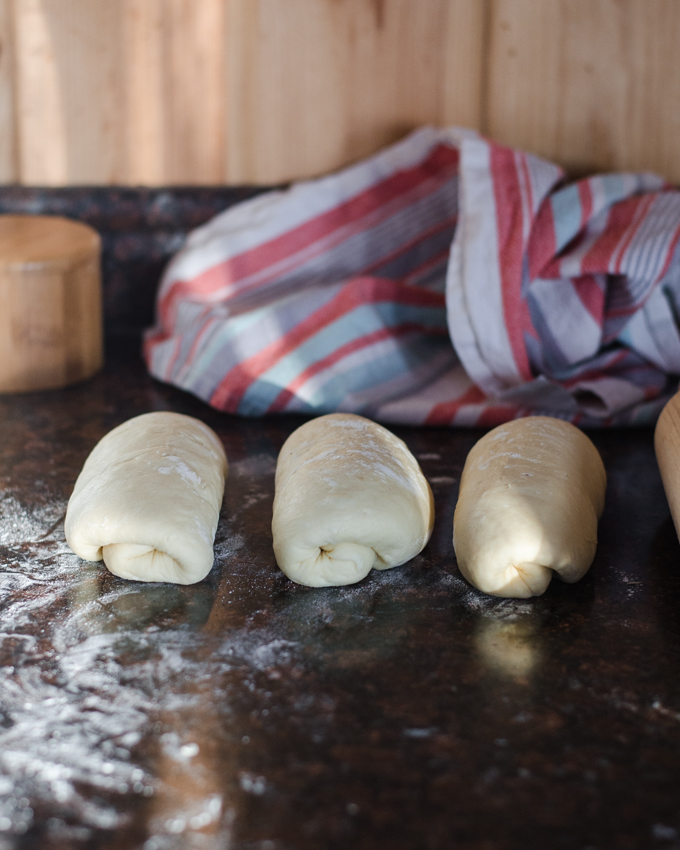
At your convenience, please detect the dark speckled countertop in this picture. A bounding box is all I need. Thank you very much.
[1,191,680,850]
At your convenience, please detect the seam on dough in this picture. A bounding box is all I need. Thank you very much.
[514,562,550,595]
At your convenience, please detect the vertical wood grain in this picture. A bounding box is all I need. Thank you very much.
[162,0,227,183]
[225,0,487,184]
[440,0,488,129]
[486,0,680,180]
[121,0,165,185]
[14,0,68,183]
[0,215,102,391]
[11,0,228,185]
[0,0,17,181]
[122,0,227,184]
[7,0,680,186]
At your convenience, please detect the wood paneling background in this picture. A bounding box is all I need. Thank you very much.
[0,0,678,186]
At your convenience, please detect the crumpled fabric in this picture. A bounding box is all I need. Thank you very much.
[145,127,680,426]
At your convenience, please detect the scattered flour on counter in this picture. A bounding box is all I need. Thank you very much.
[0,485,534,847]
[233,636,297,672]
[229,454,277,480]
[213,533,245,561]
[239,772,267,795]
[0,494,68,547]
[0,494,292,845]
[458,588,536,618]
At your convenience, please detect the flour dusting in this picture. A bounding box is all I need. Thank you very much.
[0,492,294,847]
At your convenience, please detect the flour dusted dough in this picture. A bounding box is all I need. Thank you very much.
[65,412,227,584]
[453,416,606,598]
[272,414,434,587]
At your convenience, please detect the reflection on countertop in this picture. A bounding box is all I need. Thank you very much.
[0,340,679,850]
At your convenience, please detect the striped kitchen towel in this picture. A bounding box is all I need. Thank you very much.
[144,127,680,426]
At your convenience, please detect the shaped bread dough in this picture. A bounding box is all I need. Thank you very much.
[272,413,434,587]
[65,412,227,584]
[453,416,606,598]
[654,390,680,540]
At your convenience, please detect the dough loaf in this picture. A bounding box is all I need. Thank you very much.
[453,416,606,598]
[65,412,227,584]
[272,414,434,587]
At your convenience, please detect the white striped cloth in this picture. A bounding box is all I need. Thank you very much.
[145,127,680,426]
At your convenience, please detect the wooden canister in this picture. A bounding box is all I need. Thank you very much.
[0,215,103,393]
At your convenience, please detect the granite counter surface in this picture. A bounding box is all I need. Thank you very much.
[0,340,679,850]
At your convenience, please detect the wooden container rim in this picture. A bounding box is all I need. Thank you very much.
[0,214,101,270]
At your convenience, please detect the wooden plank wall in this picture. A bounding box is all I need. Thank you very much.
[0,0,678,186]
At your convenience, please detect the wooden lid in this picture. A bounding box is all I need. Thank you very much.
[0,214,100,268]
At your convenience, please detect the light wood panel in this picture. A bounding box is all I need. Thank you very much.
[14,0,68,183]
[121,0,227,184]
[486,0,680,180]
[161,0,227,183]
[225,0,486,183]
[10,0,227,185]
[120,0,164,185]
[1,0,680,185]
[0,0,17,181]
[3,0,486,185]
